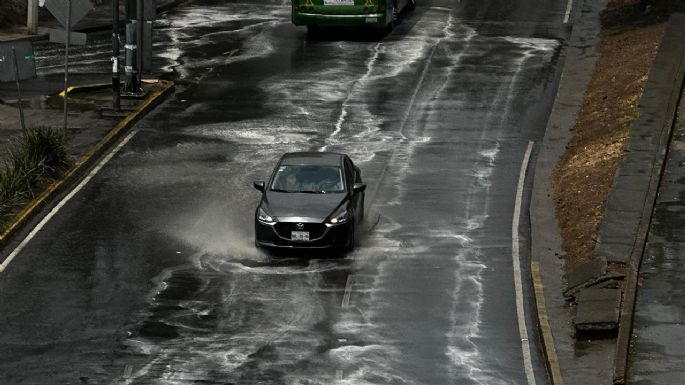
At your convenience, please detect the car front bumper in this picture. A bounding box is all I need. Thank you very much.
[255,219,352,249]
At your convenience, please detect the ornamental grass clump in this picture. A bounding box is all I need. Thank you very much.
[0,127,70,227]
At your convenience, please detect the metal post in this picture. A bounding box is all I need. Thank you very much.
[124,0,137,92]
[27,0,39,34]
[136,0,143,87]
[124,22,138,93]
[112,0,120,109]
[11,47,27,133]
[63,0,71,132]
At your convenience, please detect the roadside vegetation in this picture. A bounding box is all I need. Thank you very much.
[551,0,677,268]
[0,127,71,229]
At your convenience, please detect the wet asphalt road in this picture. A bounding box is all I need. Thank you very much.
[0,0,570,383]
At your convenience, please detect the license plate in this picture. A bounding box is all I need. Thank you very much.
[291,231,310,241]
[323,0,354,5]
[365,17,377,23]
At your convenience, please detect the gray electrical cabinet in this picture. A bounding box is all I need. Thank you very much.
[0,42,36,83]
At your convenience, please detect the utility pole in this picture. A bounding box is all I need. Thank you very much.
[11,47,27,133]
[63,0,71,133]
[136,0,143,87]
[27,0,39,34]
[112,0,120,109]
[124,0,139,93]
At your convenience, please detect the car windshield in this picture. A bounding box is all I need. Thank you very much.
[270,165,345,193]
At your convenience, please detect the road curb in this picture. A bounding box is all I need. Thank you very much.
[531,261,564,385]
[608,14,685,385]
[0,79,175,253]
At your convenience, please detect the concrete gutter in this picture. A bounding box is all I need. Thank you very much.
[0,79,175,251]
[600,14,685,385]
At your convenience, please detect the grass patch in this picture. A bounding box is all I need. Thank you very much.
[0,127,71,228]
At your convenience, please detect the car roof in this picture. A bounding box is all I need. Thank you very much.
[280,152,344,166]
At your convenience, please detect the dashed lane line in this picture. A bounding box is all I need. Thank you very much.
[337,274,355,382]
[564,0,574,24]
[342,274,354,308]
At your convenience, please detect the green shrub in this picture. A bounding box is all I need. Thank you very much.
[0,127,70,226]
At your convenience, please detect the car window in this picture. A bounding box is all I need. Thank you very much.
[344,158,354,187]
[270,165,345,193]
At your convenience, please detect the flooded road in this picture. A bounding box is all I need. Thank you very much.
[0,0,570,383]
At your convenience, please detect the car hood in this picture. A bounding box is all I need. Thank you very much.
[264,191,347,220]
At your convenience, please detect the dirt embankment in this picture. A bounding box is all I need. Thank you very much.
[551,0,675,269]
[0,0,26,29]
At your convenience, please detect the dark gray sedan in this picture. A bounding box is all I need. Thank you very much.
[253,152,365,251]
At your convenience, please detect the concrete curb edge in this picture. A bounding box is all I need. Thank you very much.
[611,14,685,385]
[0,79,175,252]
[531,261,564,385]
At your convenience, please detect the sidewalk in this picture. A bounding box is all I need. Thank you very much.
[629,74,685,385]
[0,78,168,160]
[594,13,685,385]
[0,1,178,249]
[0,0,180,157]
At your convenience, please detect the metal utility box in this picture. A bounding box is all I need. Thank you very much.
[0,42,36,83]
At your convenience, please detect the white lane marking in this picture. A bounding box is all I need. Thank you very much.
[0,130,139,273]
[342,274,354,308]
[338,275,354,381]
[564,0,573,23]
[512,141,536,385]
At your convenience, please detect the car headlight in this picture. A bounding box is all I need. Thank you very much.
[328,206,350,225]
[258,207,276,224]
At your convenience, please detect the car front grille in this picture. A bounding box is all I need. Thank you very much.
[274,222,327,240]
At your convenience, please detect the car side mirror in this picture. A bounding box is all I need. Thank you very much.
[353,183,366,193]
[253,181,265,192]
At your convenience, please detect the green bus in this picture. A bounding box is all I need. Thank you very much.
[292,0,415,30]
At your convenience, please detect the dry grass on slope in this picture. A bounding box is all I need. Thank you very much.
[551,1,666,268]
